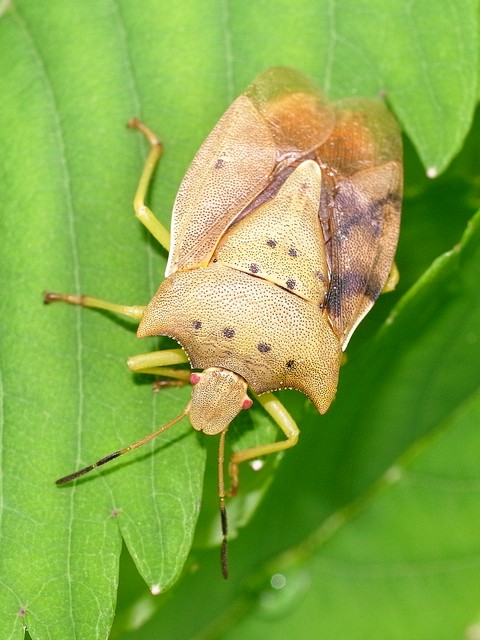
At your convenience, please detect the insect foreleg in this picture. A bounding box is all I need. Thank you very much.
[127,348,191,383]
[227,392,299,497]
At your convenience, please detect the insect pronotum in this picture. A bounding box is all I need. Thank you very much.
[46,68,403,578]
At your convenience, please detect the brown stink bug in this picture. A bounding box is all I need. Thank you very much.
[46,67,403,577]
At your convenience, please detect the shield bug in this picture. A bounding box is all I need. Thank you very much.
[46,67,402,577]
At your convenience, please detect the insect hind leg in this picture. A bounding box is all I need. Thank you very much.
[128,118,171,253]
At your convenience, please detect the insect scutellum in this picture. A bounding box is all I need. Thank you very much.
[47,67,402,579]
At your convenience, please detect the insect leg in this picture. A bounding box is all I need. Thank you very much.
[382,261,399,293]
[128,348,191,383]
[227,392,299,497]
[43,292,145,320]
[128,118,171,252]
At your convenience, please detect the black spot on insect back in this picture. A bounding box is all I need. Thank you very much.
[288,247,298,257]
[286,359,296,369]
[286,279,296,290]
[257,342,272,353]
[266,239,277,248]
[214,158,226,169]
[192,320,202,330]
[222,327,236,339]
[249,263,260,274]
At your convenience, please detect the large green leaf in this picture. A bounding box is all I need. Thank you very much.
[0,1,478,639]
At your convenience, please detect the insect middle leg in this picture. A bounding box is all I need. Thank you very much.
[43,292,145,320]
[44,291,191,386]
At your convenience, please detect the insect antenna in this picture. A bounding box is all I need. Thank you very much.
[218,429,229,579]
[56,405,191,485]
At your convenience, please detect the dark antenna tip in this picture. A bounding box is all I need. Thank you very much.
[55,451,122,485]
[218,430,230,579]
[220,503,229,579]
[55,408,189,486]
[221,538,229,580]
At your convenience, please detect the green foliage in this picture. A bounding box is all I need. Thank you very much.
[0,1,478,638]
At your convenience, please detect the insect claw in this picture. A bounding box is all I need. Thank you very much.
[127,116,140,128]
[43,291,61,304]
[128,117,162,148]
[152,379,187,391]
[43,292,83,305]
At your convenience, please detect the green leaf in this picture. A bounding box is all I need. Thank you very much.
[0,1,478,639]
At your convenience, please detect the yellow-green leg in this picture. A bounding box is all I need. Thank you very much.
[43,292,145,320]
[45,118,171,316]
[227,391,299,497]
[44,118,185,375]
[44,293,191,383]
[382,261,399,293]
[128,118,171,252]
[127,349,191,383]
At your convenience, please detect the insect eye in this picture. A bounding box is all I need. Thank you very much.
[190,373,201,385]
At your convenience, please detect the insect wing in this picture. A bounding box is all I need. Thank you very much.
[317,98,403,347]
[166,95,277,276]
[166,68,335,276]
[244,67,335,161]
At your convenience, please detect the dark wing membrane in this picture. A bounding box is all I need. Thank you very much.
[316,98,403,347]
[166,68,335,276]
